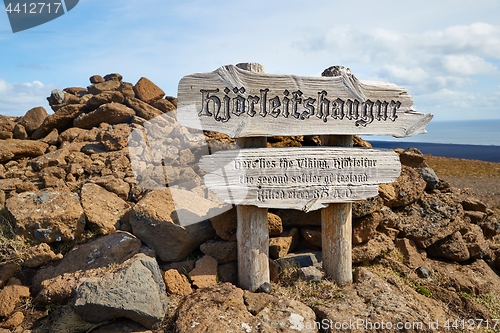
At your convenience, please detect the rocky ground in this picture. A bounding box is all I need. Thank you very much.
[0,73,500,333]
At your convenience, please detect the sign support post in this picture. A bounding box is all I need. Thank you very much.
[235,63,270,292]
[321,135,353,285]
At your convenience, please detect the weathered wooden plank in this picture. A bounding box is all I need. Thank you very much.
[234,63,270,292]
[177,64,433,138]
[199,147,400,211]
[321,135,353,285]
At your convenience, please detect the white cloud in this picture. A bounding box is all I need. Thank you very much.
[0,78,54,117]
[441,55,498,76]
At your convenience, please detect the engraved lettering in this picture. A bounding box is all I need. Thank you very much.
[197,87,402,125]
[269,96,281,118]
[291,90,303,119]
[317,90,330,122]
[199,89,220,117]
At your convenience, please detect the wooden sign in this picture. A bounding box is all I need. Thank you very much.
[200,147,400,211]
[177,64,433,138]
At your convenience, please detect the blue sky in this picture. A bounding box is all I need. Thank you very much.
[1,0,500,121]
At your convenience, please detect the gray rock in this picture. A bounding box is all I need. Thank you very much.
[416,167,440,191]
[72,253,169,329]
[416,265,432,278]
[276,251,323,269]
[298,266,323,282]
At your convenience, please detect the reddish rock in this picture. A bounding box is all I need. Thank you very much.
[0,139,48,162]
[301,227,322,248]
[0,278,30,317]
[80,183,131,235]
[268,212,283,236]
[269,236,293,259]
[32,104,87,139]
[176,283,317,333]
[5,190,85,243]
[12,124,28,140]
[22,243,62,268]
[200,240,237,264]
[0,311,24,329]
[395,238,425,269]
[73,103,135,129]
[427,231,470,262]
[189,255,218,289]
[17,106,48,135]
[163,269,192,296]
[98,123,131,151]
[462,224,493,259]
[130,189,218,262]
[118,82,135,99]
[352,211,383,245]
[152,99,176,113]
[103,73,123,82]
[89,75,105,84]
[383,166,426,207]
[87,80,121,94]
[0,263,19,289]
[352,233,394,263]
[86,91,124,111]
[125,97,163,121]
[133,77,165,104]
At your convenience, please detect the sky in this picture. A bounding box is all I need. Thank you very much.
[1,0,500,122]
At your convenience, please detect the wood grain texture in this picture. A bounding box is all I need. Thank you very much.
[235,63,270,292]
[200,147,400,210]
[321,135,353,285]
[177,64,433,138]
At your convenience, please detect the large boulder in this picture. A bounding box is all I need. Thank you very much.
[31,104,87,139]
[125,97,163,121]
[176,283,317,333]
[133,77,165,104]
[391,192,467,248]
[72,253,169,329]
[5,191,85,243]
[80,183,131,234]
[314,267,448,333]
[382,166,427,207]
[0,139,48,162]
[17,106,48,135]
[32,231,142,304]
[130,188,221,262]
[73,103,135,129]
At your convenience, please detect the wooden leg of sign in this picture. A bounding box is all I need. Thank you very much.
[235,63,270,292]
[321,135,353,285]
[236,136,269,291]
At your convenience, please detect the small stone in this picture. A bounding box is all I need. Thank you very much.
[133,77,165,104]
[257,282,272,294]
[0,311,24,329]
[416,265,431,278]
[189,255,218,289]
[89,75,105,84]
[163,269,192,296]
[298,266,323,282]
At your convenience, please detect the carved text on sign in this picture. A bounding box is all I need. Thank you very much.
[199,87,401,126]
[200,147,401,211]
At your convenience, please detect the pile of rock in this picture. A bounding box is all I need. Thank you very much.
[0,72,499,332]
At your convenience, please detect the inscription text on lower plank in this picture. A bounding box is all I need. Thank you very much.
[200,147,401,211]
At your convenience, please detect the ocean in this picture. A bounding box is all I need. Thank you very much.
[363,119,500,162]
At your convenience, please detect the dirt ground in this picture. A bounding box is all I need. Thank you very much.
[425,155,500,211]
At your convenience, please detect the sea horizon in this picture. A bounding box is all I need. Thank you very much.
[363,119,500,162]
